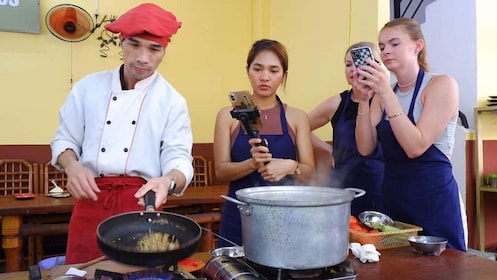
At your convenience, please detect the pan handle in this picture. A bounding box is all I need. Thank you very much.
[221,195,253,216]
[144,191,156,212]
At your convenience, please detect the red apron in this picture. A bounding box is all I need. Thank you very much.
[64,176,146,264]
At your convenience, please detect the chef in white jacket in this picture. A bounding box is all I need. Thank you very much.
[50,3,193,264]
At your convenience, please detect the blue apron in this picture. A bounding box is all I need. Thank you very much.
[377,69,466,251]
[218,96,297,247]
[328,90,384,217]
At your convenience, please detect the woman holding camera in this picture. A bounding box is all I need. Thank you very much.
[213,39,315,247]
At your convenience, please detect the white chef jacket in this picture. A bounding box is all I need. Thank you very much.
[51,67,193,184]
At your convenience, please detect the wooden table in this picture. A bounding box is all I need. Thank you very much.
[0,185,228,272]
[168,185,227,205]
[0,195,76,273]
[1,247,496,280]
[349,246,497,279]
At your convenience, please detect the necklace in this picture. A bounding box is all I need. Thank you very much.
[397,78,416,88]
[261,109,269,120]
[260,103,278,120]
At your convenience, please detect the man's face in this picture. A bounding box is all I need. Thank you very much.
[121,37,165,88]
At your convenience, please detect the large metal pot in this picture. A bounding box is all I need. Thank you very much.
[222,186,364,270]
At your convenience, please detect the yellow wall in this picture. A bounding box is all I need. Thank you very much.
[476,1,497,140]
[0,0,388,144]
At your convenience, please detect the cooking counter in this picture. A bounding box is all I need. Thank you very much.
[349,246,497,279]
[1,247,496,279]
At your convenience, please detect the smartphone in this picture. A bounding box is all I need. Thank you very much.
[351,46,374,68]
[228,91,262,129]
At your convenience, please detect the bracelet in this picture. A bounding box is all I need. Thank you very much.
[357,111,370,116]
[388,111,404,119]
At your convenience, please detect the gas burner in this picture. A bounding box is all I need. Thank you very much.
[241,258,357,280]
[204,256,357,280]
[94,267,202,280]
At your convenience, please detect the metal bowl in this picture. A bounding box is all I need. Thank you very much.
[407,235,448,256]
[359,211,394,228]
[209,246,245,258]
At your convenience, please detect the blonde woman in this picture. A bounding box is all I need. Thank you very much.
[354,18,466,251]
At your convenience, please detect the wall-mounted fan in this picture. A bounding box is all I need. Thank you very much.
[46,4,95,42]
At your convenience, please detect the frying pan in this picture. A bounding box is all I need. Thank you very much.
[96,191,202,267]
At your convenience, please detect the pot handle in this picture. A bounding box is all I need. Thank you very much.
[345,187,366,198]
[221,195,253,216]
[221,195,247,205]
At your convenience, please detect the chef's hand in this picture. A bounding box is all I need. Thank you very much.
[258,158,297,182]
[134,177,170,209]
[64,161,100,201]
[248,138,271,168]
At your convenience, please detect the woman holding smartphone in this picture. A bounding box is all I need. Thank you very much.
[354,18,466,251]
[308,42,384,217]
[213,39,315,247]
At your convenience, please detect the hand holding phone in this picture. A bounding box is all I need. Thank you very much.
[351,46,374,68]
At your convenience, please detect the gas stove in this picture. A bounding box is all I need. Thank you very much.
[93,266,205,280]
[204,256,357,280]
[91,257,357,280]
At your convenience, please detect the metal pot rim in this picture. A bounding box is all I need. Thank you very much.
[235,186,358,206]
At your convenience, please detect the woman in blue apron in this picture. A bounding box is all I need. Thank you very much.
[308,42,384,217]
[213,39,315,247]
[354,18,466,251]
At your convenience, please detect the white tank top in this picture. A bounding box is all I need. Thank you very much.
[393,72,457,157]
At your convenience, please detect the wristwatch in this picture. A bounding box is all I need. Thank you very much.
[294,164,301,176]
[166,175,186,197]
[166,176,177,195]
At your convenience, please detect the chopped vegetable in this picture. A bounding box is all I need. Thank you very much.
[370,222,400,232]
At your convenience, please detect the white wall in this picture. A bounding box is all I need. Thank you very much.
[422,0,477,128]
[421,0,477,208]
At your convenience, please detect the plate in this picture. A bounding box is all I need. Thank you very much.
[178,258,206,272]
[14,193,35,199]
[50,192,71,198]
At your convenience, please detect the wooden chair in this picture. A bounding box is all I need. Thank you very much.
[42,161,67,194]
[27,161,70,264]
[187,212,222,252]
[190,155,213,187]
[0,159,39,267]
[0,159,36,195]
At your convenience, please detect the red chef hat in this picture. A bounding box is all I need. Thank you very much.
[105,3,181,47]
